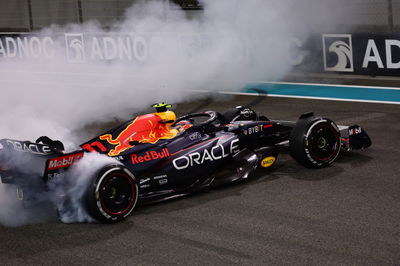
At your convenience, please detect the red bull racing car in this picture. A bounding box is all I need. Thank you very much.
[0,104,371,223]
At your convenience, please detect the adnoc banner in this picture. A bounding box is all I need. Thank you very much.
[0,32,171,62]
[2,32,399,77]
[316,33,400,76]
[0,32,216,63]
[0,33,57,59]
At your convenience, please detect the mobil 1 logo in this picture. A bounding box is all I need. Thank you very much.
[322,34,354,72]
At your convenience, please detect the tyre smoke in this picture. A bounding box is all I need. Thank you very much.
[50,153,118,224]
[0,152,117,226]
[0,0,309,141]
[0,0,356,225]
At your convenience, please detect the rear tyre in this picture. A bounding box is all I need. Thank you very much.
[85,165,138,223]
[290,116,341,168]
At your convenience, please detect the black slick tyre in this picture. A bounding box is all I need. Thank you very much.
[290,116,341,168]
[85,165,138,223]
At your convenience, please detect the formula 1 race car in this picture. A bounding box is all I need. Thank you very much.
[0,104,371,223]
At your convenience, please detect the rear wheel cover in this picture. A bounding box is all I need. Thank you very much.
[97,171,136,217]
[87,165,138,223]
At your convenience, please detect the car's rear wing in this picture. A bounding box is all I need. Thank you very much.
[43,150,84,182]
[0,138,71,185]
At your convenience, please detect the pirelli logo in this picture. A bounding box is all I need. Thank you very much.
[47,152,84,171]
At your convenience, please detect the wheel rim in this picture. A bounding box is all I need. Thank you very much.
[99,172,135,216]
[308,124,339,161]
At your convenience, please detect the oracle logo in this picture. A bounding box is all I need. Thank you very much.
[6,140,52,155]
[173,139,239,170]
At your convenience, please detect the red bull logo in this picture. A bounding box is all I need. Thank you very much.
[131,148,170,164]
[100,113,177,156]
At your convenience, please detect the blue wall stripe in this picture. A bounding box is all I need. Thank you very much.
[244,83,400,103]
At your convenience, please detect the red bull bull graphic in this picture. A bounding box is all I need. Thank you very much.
[100,113,178,156]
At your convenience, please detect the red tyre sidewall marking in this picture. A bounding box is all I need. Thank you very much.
[96,169,138,219]
[305,121,340,163]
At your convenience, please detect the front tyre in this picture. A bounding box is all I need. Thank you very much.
[290,117,341,168]
[85,165,138,223]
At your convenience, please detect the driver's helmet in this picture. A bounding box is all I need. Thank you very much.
[151,103,192,133]
[151,103,176,130]
[156,110,176,125]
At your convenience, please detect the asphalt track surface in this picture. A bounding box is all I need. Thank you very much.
[1,94,399,265]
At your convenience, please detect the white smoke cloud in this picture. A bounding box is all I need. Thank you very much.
[0,183,55,227]
[0,152,118,226]
[0,0,357,225]
[51,153,119,223]
[0,0,306,142]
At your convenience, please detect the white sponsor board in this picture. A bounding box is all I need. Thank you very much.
[0,32,306,67]
[0,35,55,59]
[0,32,216,63]
[321,33,400,74]
[0,32,186,62]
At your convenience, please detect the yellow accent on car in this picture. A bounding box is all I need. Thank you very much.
[152,103,172,108]
[261,156,276,168]
[155,110,176,123]
[318,137,327,148]
[155,111,179,136]
[109,187,117,199]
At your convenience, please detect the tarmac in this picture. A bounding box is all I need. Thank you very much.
[0,94,399,265]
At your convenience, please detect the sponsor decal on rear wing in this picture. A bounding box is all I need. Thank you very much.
[47,152,84,171]
[44,151,84,182]
[2,139,54,155]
